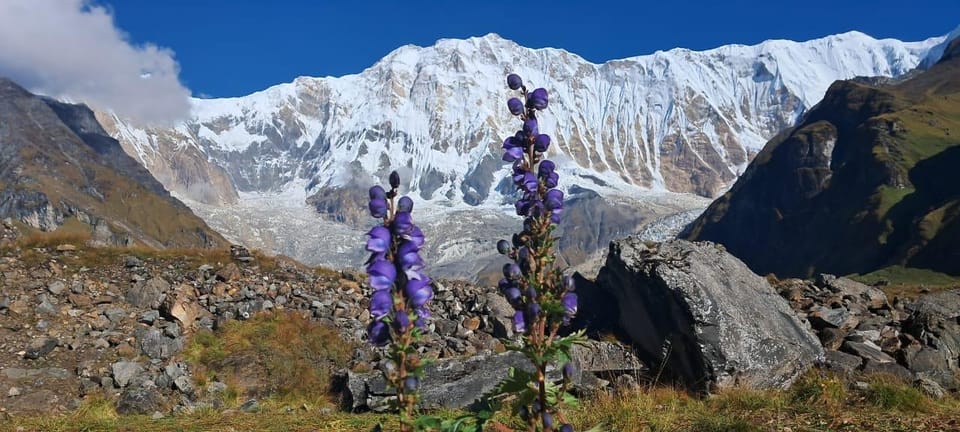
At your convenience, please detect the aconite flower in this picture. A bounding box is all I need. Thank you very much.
[365,226,391,253]
[534,134,551,152]
[397,196,414,213]
[507,73,523,90]
[367,259,396,291]
[370,289,392,318]
[528,88,549,110]
[367,320,390,346]
[508,97,524,115]
[368,186,388,218]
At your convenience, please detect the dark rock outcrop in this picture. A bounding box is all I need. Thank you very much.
[595,238,823,392]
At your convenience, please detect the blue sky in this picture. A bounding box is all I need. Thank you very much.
[104,1,960,98]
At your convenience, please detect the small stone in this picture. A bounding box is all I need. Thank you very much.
[173,376,195,395]
[55,244,76,252]
[462,316,481,332]
[7,387,20,397]
[112,361,144,388]
[915,376,946,399]
[842,340,895,364]
[24,337,58,360]
[47,281,66,295]
[240,399,260,413]
[139,310,160,324]
[124,256,143,268]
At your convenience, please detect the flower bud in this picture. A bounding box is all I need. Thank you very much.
[541,412,554,429]
[562,362,577,380]
[496,239,511,255]
[507,97,524,115]
[369,185,386,200]
[503,263,522,280]
[368,198,388,219]
[534,134,551,152]
[403,376,420,392]
[397,196,413,213]
[367,320,390,346]
[560,424,574,432]
[389,171,400,189]
[528,88,548,110]
[506,74,523,90]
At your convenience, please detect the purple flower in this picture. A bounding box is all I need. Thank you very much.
[503,263,521,280]
[392,211,413,235]
[503,135,523,150]
[368,198,388,219]
[393,311,411,331]
[507,97,524,116]
[370,289,392,319]
[562,362,577,380]
[503,286,522,307]
[551,209,562,224]
[367,320,390,346]
[397,240,423,271]
[389,171,401,189]
[403,225,424,248]
[545,189,563,210]
[398,196,413,213]
[497,239,511,255]
[534,134,551,152]
[502,146,524,162]
[369,185,386,200]
[414,307,430,328]
[562,292,578,316]
[405,277,433,308]
[513,310,526,334]
[542,412,554,429]
[507,74,523,90]
[404,376,420,392]
[526,302,542,322]
[538,160,555,178]
[518,172,538,193]
[367,259,396,291]
[528,88,548,110]
[523,118,539,136]
[365,226,391,253]
[559,425,574,432]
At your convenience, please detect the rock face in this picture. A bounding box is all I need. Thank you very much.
[342,341,646,412]
[595,238,823,391]
[684,41,960,278]
[902,290,960,388]
[0,78,225,249]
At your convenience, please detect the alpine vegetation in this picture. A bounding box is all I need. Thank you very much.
[364,171,432,432]
[495,73,584,432]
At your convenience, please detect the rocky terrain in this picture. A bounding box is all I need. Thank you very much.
[3,219,959,420]
[0,78,225,250]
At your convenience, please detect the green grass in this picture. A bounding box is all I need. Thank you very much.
[851,265,960,299]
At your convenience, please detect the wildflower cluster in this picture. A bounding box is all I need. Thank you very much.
[364,171,432,432]
[495,73,583,432]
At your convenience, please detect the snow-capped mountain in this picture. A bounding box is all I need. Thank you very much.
[97,30,949,277]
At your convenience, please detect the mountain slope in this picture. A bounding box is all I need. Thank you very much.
[684,37,960,278]
[0,78,226,249]
[97,30,949,274]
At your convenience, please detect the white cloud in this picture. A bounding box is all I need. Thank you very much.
[0,0,191,125]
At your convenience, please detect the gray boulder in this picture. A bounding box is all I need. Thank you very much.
[343,351,532,412]
[116,386,164,415]
[902,289,960,389]
[595,238,824,392]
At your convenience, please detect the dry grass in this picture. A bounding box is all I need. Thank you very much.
[7,371,960,431]
[183,311,355,406]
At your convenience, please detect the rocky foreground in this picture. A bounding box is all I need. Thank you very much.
[0,225,958,419]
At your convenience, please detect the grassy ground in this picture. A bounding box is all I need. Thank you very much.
[7,372,959,432]
[850,265,960,299]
